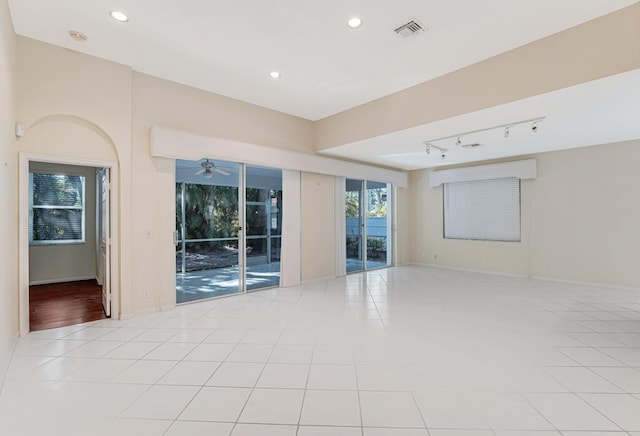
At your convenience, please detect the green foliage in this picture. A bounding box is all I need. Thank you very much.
[346,235,360,257]
[176,183,239,250]
[176,183,283,257]
[345,187,388,218]
[345,190,360,218]
[367,188,388,218]
[366,237,386,260]
[31,173,84,242]
[346,235,387,260]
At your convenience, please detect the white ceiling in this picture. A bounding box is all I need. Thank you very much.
[320,70,640,169]
[8,0,638,120]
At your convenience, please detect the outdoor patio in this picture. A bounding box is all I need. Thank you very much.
[176,262,281,304]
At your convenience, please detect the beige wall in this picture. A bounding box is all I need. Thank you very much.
[394,187,410,265]
[316,3,640,150]
[528,140,640,285]
[28,162,97,285]
[0,0,18,383]
[300,172,336,280]
[133,73,315,154]
[409,140,640,287]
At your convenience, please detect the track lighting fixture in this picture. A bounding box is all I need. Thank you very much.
[422,116,545,154]
[424,143,447,158]
[532,121,539,133]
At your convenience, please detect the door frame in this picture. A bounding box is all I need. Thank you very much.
[18,152,119,335]
[97,167,111,317]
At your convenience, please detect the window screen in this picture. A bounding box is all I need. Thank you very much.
[443,177,520,242]
[29,172,85,244]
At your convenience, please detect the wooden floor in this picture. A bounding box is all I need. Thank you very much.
[29,280,107,332]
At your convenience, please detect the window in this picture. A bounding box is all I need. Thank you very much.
[444,177,520,242]
[29,172,86,245]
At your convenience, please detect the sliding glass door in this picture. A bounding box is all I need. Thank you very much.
[245,165,282,290]
[345,179,392,273]
[175,160,241,303]
[346,179,364,273]
[175,159,282,303]
[365,180,390,269]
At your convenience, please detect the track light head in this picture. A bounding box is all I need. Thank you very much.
[532,121,539,133]
[456,137,462,146]
[425,144,431,155]
[504,127,510,138]
[441,152,446,159]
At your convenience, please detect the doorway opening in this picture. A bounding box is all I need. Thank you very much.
[346,179,392,273]
[175,159,283,304]
[22,159,114,332]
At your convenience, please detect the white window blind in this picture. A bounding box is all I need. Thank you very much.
[444,177,520,242]
[29,172,86,245]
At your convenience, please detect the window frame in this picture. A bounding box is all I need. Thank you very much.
[28,171,87,246]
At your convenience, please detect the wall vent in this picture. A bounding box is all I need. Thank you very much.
[394,19,426,38]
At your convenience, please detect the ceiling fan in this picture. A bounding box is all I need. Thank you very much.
[194,159,231,178]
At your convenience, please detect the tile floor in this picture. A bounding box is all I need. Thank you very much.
[2,265,640,435]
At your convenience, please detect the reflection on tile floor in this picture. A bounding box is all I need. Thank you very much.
[346,259,387,273]
[3,265,640,435]
[176,262,281,303]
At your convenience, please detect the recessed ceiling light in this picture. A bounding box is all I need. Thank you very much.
[347,17,363,29]
[68,30,88,42]
[269,71,281,79]
[110,11,128,22]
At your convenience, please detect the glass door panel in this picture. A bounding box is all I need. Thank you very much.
[175,159,241,303]
[346,179,392,274]
[245,166,282,291]
[366,181,390,269]
[175,182,183,274]
[346,179,364,273]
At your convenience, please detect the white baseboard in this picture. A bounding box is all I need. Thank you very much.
[118,312,134,321]
[29,276,95,286]
[409,262,529,279]
[301,274,342,284]
[131,306,161,317]
[129,303,178,318]
[530,275,640,292]
[408,262,640,291]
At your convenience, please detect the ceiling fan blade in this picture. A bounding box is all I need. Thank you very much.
[194,168,205,175]
[213,168,230,176]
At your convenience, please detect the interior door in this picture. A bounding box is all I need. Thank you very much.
[98,167,111,317]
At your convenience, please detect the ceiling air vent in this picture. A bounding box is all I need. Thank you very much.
[461,143,483,148]
[394,19,426,38]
